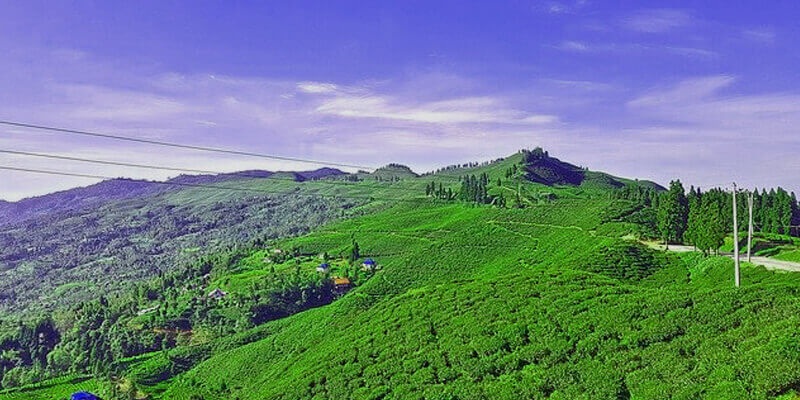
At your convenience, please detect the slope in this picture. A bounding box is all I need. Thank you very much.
[0,168,381,318]
[156,199,800,400]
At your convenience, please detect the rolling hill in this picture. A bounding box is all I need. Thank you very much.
[3,149,800,399]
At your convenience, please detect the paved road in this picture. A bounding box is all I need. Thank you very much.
[650,244,800,272]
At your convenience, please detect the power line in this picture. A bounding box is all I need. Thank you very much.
[0,120,376,171]
[0,149,433,194]
[0,165,431,204]
[0,120,531,183]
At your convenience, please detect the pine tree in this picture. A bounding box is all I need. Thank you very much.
[685,187,702,249]
[348,240,360,264]
[657,180,689,247]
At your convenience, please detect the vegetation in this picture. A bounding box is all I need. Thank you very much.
[3,149,800,399]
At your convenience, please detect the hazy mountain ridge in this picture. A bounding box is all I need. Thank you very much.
[0,168,346,228]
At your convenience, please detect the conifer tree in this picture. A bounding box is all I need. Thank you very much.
[657,180,689,247]
[685,187,702,249]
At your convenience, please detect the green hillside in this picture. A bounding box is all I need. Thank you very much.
[150,201,800,400]
[3,150,800,399]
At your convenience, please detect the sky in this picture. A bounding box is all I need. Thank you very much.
[1,0,799,200]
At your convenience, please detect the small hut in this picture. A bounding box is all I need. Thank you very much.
[207,288,228,299]
[361,258,377,271]
[331,277,352,296]
[316,263,330,273]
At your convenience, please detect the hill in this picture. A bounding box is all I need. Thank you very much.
[367,163,419,181]
[8,194,796,399]
[154,201,800,399]
[3,149,656,319]
[0,168,357,317]
[8,149,800,399]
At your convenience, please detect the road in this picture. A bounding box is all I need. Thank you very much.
[649,244,800,272]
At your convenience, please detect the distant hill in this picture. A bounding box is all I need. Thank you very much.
[0,179,167,228]
[0,167,354,317]
[0,168,346,228]
[368,164,418,180]
[269,167,346,182]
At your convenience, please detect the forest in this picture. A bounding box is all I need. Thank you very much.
[613,180,800,251]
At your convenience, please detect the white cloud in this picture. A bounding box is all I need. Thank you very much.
[556,41,590,52]
[297,81,339,94]
[312,91,557,125]
[55,84,194,122]
[623,9,693,33]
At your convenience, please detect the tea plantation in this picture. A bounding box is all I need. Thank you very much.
[4,150,800,399]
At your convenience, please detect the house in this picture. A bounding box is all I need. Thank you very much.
[207,288,228,299]
[71,393,100,400]
[361,258,377,271]
[332,277,352,296]
[136,305,159,316]
[316,263,330,273]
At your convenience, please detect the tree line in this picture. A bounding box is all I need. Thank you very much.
[0,240,375,391]
[425,173,506,207]
[618,180,800,253]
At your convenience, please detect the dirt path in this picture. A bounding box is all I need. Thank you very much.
[648,243,800,272]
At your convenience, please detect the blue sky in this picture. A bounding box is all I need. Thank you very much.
[1,1,799,200]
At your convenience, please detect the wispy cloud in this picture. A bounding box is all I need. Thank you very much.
[555,40,591,52]
[538,0,589,15]
[553,41,715,59]
[540,79,614,92]
[625,75,800,187]
[742,28,776,44]
[623,9,693,33]
[0,51,567,199]
[297,81,339,94]
[308,85,558,125]
[628,75,736,107]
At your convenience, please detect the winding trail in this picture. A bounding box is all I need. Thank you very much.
[650,243,800,272]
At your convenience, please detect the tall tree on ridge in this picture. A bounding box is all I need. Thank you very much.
[658,180,689,248]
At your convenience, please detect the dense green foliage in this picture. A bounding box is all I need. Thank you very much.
[4,149,800,399]
[157,202,800,400]
[615,182,800,252]
[657,180,689,245]
[0,181,367,317]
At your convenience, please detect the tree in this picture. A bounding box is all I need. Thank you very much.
[348,239,360,264]
[685,187,702,250]
[657,180,689,247]
[695,189,726,255]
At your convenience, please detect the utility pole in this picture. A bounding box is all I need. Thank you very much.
[747,191,754,263]
[732,183,740,287]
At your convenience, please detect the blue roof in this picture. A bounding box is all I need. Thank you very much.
[363,259,376,264]
[71,393,99,400]
[319,263,329,267]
